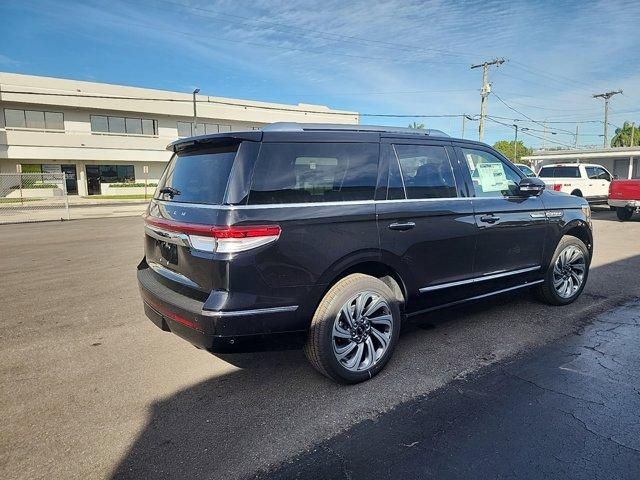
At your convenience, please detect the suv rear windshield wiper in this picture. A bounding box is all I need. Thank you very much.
[159,186,181,198]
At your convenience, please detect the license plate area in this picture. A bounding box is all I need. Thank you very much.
[158,240,178,265]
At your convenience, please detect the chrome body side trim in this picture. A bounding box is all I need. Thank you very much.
[201,305,299,317]
[419,265,541,293]
[408,280,544,317]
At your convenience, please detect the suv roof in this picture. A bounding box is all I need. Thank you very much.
[167,122,458,152]
[540,163,603,168]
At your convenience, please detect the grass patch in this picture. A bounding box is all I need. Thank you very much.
[0,197,43,204]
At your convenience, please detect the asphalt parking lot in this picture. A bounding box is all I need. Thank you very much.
[1,208,639,479]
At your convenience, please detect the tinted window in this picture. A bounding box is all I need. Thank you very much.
[25,111,45,129]
[539,166,580,178]
[248,143,379,204]
[45,112,64,130]
[389,144,456,199]
[91,116,109,133]
[141,119,155,136]
[155,145,238,204]
[125,118,143,135]
[4,109,26,128]
[462,148,522,197]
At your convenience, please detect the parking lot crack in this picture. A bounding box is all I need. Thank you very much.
[558,409,640,454]
[503,371,605,406]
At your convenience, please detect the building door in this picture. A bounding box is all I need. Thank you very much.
[86,165,101,195]
[61,165,78,195]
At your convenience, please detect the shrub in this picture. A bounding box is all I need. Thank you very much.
[108,182,158,188]
[11,183,60,189]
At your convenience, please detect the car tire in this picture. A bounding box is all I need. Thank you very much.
[304,274,401,383]
[616,207,633,221]
[536,235,590,306]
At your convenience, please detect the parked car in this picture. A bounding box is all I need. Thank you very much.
[138,123,593,383]
[608,178,640,221]
[515,163,537,177]
[538,163,613,204]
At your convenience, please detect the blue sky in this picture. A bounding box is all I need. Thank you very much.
[2,0,640,148]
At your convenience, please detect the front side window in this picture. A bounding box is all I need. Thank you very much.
[389,144,457,200]
[248,142,379,204]
[462,148,522,197]
[586,166,610,181]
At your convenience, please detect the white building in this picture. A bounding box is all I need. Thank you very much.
[0,72,359,196]
[523,147,640,179]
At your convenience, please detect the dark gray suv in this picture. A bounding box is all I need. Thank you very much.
[138,123,593,383]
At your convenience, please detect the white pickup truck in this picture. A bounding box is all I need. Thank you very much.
[537,163,613,204]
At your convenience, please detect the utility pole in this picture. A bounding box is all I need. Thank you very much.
[593,90,622,147]
[192,87,200,135]
[575,125,579,148]
[512,124,518,161]
[462,114,466,139]
[542,121,548,150]
[471,58,505,142]
[631,122,635,146]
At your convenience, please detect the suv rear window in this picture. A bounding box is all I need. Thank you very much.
[248,142,379,204]
[538,166,580,178]
[155,145,238,204]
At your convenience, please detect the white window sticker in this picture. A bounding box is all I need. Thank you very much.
[477,163,509,192]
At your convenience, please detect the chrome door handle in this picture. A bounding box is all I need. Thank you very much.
[479,214,500,224]
[388,222,416,231]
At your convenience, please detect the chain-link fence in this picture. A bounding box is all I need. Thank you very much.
[0,173,69,224]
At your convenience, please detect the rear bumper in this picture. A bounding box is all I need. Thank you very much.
[137,265,305,352]
[608,199,640,208]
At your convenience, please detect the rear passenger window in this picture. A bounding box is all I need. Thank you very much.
[389,144,457,199]
[248,143,379,204]
[462,148,522,197]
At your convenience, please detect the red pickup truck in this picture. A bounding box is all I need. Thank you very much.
[608,179,640,221]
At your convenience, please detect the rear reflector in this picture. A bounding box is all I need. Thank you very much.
[144,215,280,253]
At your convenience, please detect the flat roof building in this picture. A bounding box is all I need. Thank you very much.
[523,147,640,179]
[0,72,359,196]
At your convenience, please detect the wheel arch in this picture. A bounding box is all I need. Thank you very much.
[562,220,593,256]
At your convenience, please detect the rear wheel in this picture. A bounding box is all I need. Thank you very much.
[304,274,401,383]
[570,190,583,197]
[616,207,633,221]
[536,235,590,305]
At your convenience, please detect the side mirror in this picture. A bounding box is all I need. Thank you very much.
[518,176,545,196]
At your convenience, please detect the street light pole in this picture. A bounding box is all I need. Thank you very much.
[192,88,200,135]
[513,124,518,162]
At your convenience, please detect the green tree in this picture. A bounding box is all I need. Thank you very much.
[493,140,533,164]
[611,121,639,147]
[408,122,426,129]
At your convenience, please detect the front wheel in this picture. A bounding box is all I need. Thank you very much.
[616,207,633,221]
[536,235,590,305]
[304,274,401,383]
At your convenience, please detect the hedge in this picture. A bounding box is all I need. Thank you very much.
[10,183,60,189]
[108,182,158,188]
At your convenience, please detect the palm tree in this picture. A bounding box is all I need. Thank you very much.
[408,122,426,129]
[611,121,639,147]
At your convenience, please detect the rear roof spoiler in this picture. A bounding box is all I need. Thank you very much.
[167,131,262,152]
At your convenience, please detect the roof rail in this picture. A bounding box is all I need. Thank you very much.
[262,122,449,137]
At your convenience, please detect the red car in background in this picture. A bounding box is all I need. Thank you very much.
[608,179,640,221]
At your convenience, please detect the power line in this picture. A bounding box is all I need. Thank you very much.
[485,116,575,148]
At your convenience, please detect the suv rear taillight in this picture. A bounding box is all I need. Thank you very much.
[552,184,562,191]
[144,216,281,253]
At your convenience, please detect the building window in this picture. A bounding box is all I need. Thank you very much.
[4,108,65,130]
[176,121,233,137]
[90,164,135,183]
[90,115,157,136]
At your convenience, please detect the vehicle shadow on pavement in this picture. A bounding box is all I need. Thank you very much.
[110,255,640,480]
